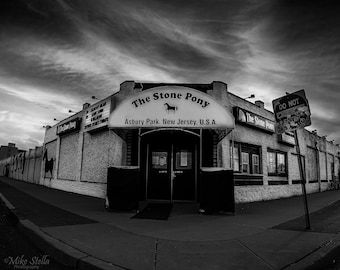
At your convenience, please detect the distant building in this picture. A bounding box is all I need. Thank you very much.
[0,143,25,160]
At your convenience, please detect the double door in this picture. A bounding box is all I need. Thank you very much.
[146,140,197,202]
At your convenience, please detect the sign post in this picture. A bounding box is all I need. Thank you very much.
[272,89,312,230]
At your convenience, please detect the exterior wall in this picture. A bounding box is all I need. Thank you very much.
[289,153,301,183]
[218,137,232,169]
[33,148,42,184]
[319,152,327,181]
[23,152,30,181]
[49,179,107,198]
[336,156,340,178]
[306,147,317,182]
[36,96,126,198]
[28,149,36,183]
[0,147,42,184]
[327,153,334,180]
[235,183,327,203]
[44,125,58,143]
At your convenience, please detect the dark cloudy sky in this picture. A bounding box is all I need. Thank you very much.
[0,0,339,150]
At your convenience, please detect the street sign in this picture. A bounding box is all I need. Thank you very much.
[272,89,311,134]
[272,89,312,230]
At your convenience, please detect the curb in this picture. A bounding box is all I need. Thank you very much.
[0,193,125,270]
[284,233,340,270]
[0,192,15,210]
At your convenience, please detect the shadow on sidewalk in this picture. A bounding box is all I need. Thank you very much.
[273,199,340,234]
[0,181,97,227]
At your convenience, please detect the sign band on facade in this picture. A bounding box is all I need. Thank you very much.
[108,86,235,129]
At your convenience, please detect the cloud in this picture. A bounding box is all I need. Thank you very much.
[0,110,45,150]
[0,0,339,147]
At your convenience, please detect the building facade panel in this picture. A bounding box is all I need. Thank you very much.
[336,156,340,179]
[58,132,79,181]
[50,178,106,198]
[319,152,327,181]
[328,153,334,180]
[306,147,317,183]
[22,152,29,181]
[289,153,302,183]
[81,130,124,183]
[44,125,58,144]
[28,150,36,183]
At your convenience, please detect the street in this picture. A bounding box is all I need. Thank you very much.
[307,248,340,270]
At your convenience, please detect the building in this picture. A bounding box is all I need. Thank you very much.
[1,81,340,205]
[0,143,25,160]
[37,81,340,204]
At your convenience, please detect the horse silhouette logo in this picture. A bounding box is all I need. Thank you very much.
[43,149,54,177]
[164,103,178,113]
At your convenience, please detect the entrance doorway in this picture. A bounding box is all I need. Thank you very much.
[142,130,199,202]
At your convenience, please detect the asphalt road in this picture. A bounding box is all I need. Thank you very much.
[306,248,340,270]
[0,199,73,270]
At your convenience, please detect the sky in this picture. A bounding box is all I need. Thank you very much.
[0,0,339,150]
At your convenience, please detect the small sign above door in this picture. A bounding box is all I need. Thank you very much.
[108,86,235,129]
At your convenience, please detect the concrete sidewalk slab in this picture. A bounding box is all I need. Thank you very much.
[238,229,335,269]
[105,214,266,241]
[273,199,340,234]
[2,177,340,270]
[156,239,273,270]
[0,180,98,226]
[42,223,156,270]
[17,218,88,269]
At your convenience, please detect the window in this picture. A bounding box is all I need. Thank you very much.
[277,153,286,173]
[230,146,240,171]
[242,152,249,173]
[152,151,167,169]
[230,142,261,174]
[267,152,276,174]
[175,150,192,170]
[252,154,260,174]
[267,149,287,176]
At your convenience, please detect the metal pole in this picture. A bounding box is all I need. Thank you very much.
[294,130,311,230]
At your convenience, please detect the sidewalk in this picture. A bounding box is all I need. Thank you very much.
[1,176,340,270]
